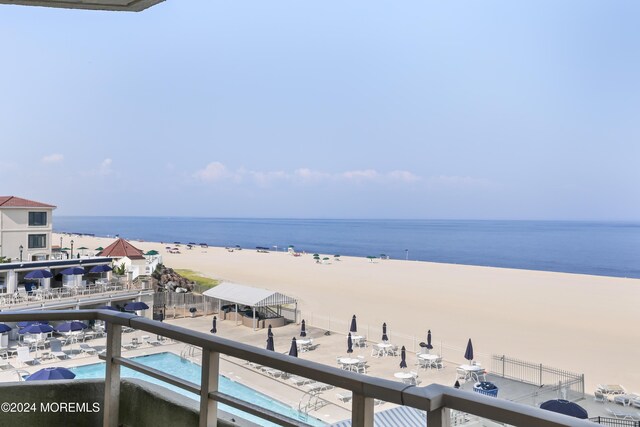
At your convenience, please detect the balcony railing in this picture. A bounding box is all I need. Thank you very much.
[0,310,595,427]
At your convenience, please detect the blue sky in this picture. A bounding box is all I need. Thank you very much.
[1,1,639,219]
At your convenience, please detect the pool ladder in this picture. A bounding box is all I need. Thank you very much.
[297,391,328,417]
[180,344,201,360]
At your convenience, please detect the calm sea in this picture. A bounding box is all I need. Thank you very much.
[54,217,640,279]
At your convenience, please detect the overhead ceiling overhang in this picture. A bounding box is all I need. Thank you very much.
[0,0,164,12]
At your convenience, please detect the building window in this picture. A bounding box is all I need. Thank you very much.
[28,212,47,226]
[28,234,47,249]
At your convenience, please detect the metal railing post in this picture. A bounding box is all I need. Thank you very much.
[103,323,122,427]
[199,349,219,427]
[351,393,374,427]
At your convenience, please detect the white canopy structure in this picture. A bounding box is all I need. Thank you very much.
[203,282,297,328]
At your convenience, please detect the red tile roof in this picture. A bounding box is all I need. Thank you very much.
[0,196,56,208]
[98,238,145,260]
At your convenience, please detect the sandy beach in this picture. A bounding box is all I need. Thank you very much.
[58,233,640,394]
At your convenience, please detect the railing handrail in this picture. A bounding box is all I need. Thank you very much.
[0,310,595,427]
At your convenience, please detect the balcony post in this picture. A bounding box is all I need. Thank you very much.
[103,323,122,427]
[351,393,374,427]
[199,349,219,427]
[426,407,451,427]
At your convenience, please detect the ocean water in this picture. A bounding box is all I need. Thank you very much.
[54,217,640,279]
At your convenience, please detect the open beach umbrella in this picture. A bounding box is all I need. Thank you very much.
[96,305,119,311]
[350,315,357,333]
[125,302,149,312]
[300,320,306,337]
[540,399,588,419]
[464,339,474,362]
[145,250,159,256]
[347,333,353,354]
[56,321,88,332]
[17,321,49,328]
[0,324,12,333]
[400,346,407,368]
[19,323,54,334]
[90,264,112,274]
[210,316,217,334]
[289,337,298,357]
[26,367,76,381]
[266,335,274,351]
[267,324,273,338]
[95,247,104,251]
[382,323,389,342]
[61,267,85,275]
[24,269,53,280]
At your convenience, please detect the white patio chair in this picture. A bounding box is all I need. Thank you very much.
[371,344,383,358]
[49,339,68,359]
[16,347,38,366]
[336,392,352,403]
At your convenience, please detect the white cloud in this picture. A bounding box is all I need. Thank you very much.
[342,169,379,180]
[42,154,64,164]
[388,170,421,183]
[99,158,113,176]
[193,162,229,182]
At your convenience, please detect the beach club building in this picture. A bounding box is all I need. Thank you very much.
[0,196,55,262]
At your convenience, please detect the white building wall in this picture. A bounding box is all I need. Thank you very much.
[0,208,53,261]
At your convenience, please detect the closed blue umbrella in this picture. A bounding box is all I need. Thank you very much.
[464,339,474,362]
[300,320,306,337]
[289,337,298,357]
[540,399,588,419]
[350,315,357,333]
[400,346,407,368]
[266,335,274,351]
[19,324,54,334]
[210,316,217,334]
[0,324,12,333]
[61,267,85,275]
[267,324,273,338]
[382,323,389,342]
[347,333,353,354]
[427,330,433,350]
[124,302,149,311]
[89,264,112,273]
[26,367,75,381]
[56,321,88,333]
[24,269,53,279]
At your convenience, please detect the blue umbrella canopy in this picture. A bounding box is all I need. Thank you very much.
[56,321,89,332]
[61,267,85,275]
[464,339,474,362]
[349,315,357,333]
[96,305,120,311]
[288,337,298,357]
[24,269,53,279]
[17,321,50,328]
[0,324,12,333]
[266,335,275,351]
[540,399,588,419]
[210,316,217,334]
[26,367,76,381]
[382,323,389,342]
[347,333,353,354]
[89,264,113,273]
[19,323,54,334]
[124,302,149,311]
[300,320,306,337]
[400,346,407,368]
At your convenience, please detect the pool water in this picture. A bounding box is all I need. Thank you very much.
[71,352,326,427]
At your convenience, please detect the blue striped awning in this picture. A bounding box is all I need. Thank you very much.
[332,406,426,427]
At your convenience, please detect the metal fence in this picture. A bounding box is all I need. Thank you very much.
[153,292,216,318]
[589,417,640,427]
[491,354,584,398]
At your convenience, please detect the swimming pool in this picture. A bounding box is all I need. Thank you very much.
[71,352,327,427]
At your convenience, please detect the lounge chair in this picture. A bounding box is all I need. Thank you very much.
[16,347,38,366]
[79,343,98,355]
[594,389,606,403]
[263,368,287,378]
[49,340,68,359]
[336,392,352,403]
[289,375,315,386]
[606,408,640,421]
